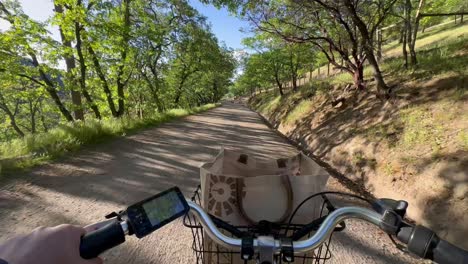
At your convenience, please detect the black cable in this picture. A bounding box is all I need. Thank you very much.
[284,191,373,235]
[388,234,409,253]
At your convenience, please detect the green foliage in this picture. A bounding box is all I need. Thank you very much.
[0,0,234,142]
[419,0,468,29]
[0,103,218,175]
[228,0,396,92]
[235,37,316,96]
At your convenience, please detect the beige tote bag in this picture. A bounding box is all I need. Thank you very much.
[199,149,330,263]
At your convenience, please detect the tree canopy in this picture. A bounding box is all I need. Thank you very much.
[217,0,466,97]
[0,0,235,140]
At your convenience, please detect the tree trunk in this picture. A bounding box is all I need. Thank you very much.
[115,0,131,117]
[212,81,218,102]
[9,114,24,137]
[29,100,37,133]
[0,95,24,137]
[139,92,144,119]
[366,47,390,95]
[116,82,126,117]
[274,73,284,96]
[29,52,74,122]
[344,0,390,95]
[409,17,420,65]
[327,63,330,76]
[141,71,164,112]
[402,28,408,68]
[39,100,48,132]
[409,0,425,66]
[174,76,188,105]
[353,63,365,90]
[376,30,383,61]
[292,75,297,91]
[6,107,24,137]
[75,19,101,119]
[403,0,411,69]
[88,46,119,117]
[174,65,198,105]
[54,2,84,121]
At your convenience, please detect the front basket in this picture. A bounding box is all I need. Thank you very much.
[183,185,339,264]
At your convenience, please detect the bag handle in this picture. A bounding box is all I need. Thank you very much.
[236,174,294,225]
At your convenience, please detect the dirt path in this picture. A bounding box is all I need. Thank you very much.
[0,103,422,264]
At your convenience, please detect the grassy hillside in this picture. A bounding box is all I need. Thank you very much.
[250,24,468,248]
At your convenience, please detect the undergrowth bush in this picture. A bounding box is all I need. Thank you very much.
[0,104,218,175]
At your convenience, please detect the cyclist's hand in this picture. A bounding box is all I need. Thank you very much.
[0,224,102,264]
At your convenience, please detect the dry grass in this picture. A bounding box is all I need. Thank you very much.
[284,100,314,125]
[384,24,468,58]
[304,23,468,82]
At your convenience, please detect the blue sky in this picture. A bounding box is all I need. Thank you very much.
[0,0,250,50]
[190,0,251,50]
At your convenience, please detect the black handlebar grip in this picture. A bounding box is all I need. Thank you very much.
[401,225,468,264]
[80,220,126,259]
[432,238,468,264]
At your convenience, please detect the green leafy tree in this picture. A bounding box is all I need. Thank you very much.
[0,0,235,141]
[204,0,397,96]
[0,0,74,121]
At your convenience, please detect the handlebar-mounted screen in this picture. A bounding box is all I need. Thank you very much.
[126,187,189,238]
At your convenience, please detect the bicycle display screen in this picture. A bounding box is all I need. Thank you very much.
[126,187,189,238]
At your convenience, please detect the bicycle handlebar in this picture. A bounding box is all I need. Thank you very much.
[187,200,383,253]
[80,199,468,264]
[188,201,468,263]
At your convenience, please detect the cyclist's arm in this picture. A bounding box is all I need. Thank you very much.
[0,224,102,264]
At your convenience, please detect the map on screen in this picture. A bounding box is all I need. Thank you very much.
[142,191,185,226]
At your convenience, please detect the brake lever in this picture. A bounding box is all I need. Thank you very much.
[372,198,408,218]
[105,210,126,221]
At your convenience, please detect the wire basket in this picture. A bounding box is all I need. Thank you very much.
[183,185,339,264]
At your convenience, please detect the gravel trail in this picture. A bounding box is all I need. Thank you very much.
[0,103,422,263]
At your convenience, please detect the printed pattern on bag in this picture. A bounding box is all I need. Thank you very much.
[277,155,301,176]
[207,174,246,218]
[200,149,330,264]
